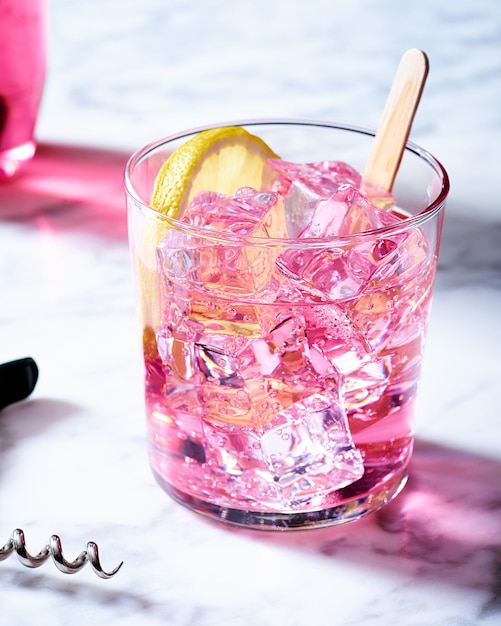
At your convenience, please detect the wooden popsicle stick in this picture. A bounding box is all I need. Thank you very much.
[364,48,429,192]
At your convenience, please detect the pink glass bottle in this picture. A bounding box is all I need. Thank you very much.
[0,0,47,179]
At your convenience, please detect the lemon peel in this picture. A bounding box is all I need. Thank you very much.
[150,125,279,218]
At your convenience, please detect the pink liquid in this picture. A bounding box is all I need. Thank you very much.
[0,0,46,179]
[140,176,438,527]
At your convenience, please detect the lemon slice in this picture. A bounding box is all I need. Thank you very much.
[151,125,279,218]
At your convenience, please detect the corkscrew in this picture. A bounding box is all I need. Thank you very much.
[0,529,123,578]
[0,358,123,578]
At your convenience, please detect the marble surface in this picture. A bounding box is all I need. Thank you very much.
[1,0,500,624]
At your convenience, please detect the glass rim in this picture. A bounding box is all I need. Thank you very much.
[124,117,450,246]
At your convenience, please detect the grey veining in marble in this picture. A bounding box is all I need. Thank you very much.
[1,0,500,624]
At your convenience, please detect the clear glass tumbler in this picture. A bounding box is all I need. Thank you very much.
[0,0,47,179]
[125,120,449,530]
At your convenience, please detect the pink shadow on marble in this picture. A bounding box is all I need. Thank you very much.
[0,143,130,240]
[212,439,501,614]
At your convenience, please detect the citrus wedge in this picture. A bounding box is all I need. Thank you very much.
[150,125,279,218]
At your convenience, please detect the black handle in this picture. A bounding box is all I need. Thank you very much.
[0,357,39,411]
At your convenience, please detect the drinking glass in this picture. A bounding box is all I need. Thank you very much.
[125,120,449,530]
[0,0,47,179]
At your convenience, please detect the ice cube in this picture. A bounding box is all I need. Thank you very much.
[199,392,364,508]
[275,187,404,300]
[157,187,287,298]
[268,159,362,197]
[182,187,284,236]
[345,226,432,351]
[259,308,341,394]
[276,242,372,300]
[200,422,283,506]
[300,185,399,238]
[186,335,288,428]
[266,159,394,236]
[259,393,364,505]
[189,305,344,428]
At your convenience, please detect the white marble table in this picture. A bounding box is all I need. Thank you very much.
[1,0,500,624]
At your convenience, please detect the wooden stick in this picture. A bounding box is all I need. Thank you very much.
[364,49,429,192]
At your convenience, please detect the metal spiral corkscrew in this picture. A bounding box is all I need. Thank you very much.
[0,359,123,579]
[0,529,123,578]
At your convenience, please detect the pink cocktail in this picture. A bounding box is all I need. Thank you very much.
[0,0,47,179]
[126,121,449,529]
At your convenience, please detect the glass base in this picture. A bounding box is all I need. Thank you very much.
[0,141,36,180]
[152,467,408,531]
